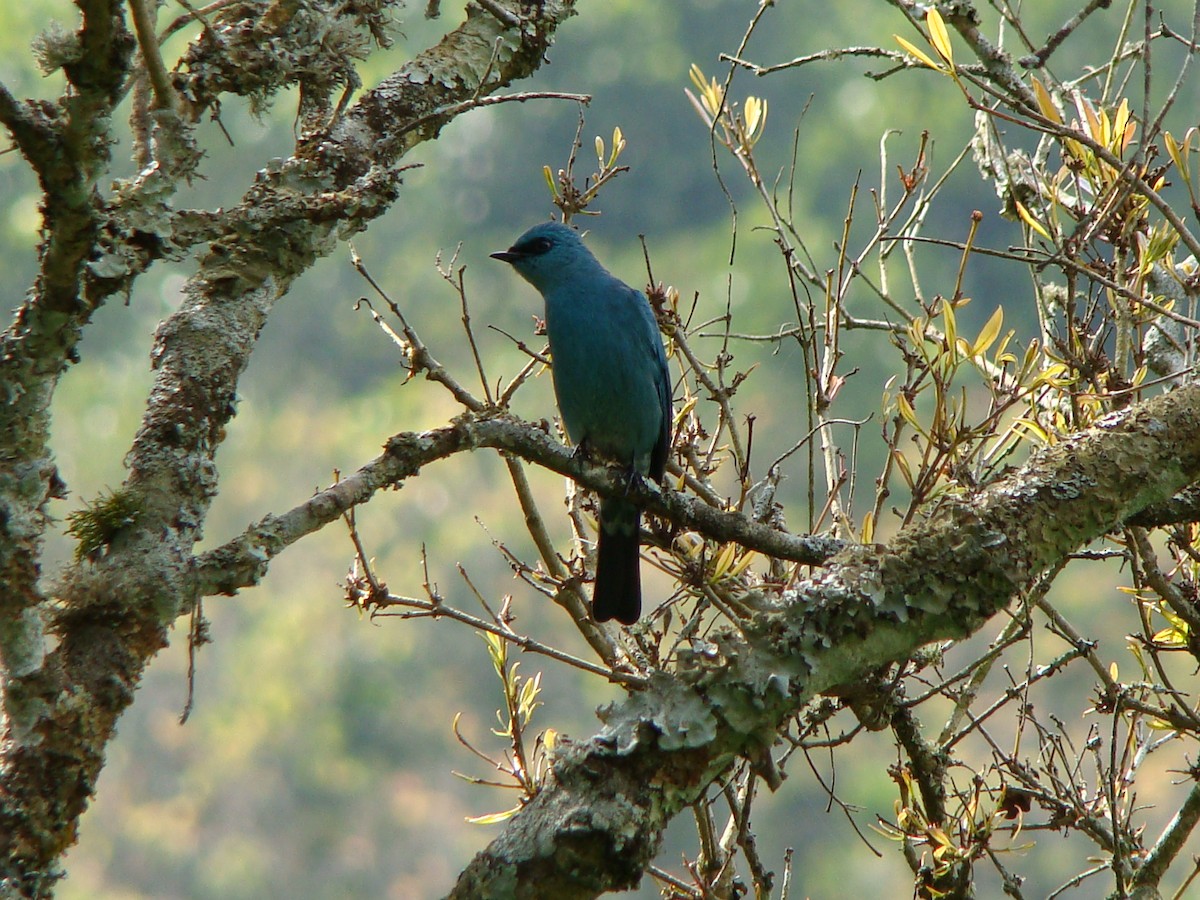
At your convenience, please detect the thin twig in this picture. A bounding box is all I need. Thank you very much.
[371,592,644,686]
[129,0,179,111]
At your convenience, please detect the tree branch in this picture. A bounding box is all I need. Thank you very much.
[191,411,843,599]
[0,3,581,893]
[0,0,134,772]
[1131,780,1200,898]
[446,383,1200,897]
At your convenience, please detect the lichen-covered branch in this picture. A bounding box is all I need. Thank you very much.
[446,384,1200,898]
[0,0,133,756]
[1130,780,1200,899]
[192,411,842,598]
[0,2,579,895]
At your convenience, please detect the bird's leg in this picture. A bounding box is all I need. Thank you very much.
[621,465,644,497]
[570,438,594,465]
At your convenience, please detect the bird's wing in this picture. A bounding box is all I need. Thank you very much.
[650,360,671,483]
[629,286,672,483]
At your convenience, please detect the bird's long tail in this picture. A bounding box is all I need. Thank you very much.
[593,497,641,625]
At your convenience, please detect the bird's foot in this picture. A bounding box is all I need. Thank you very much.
[570,440,594,465]
[622,466,645,497]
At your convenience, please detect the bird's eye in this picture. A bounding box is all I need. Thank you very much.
[528,237,553,254]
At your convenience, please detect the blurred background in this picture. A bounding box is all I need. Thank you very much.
[3,0,1198,896]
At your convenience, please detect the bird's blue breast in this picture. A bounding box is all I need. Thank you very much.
[543,275,666,474]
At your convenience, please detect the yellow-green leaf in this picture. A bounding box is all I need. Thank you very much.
[1031,77,1061,124]
[712,542,737,579]
[973,306,1004,356]
[729,550,757,578]
[893,449,915,490]
[466,804,524,825]
[743,96,767,146]
[609,126,626,166]
[942,300,957,349]
[993,329,1015,364]
[1040,362,1071,387]
[895,34,943,71]
[686,64,723,118]
[1126,639,1149,678]
[1165,131,1185,170]
[1011,417,1051,444]
[1015,201,1052,240]
[896,392,919,429]
[1112,99,1131,152]
[1161,607,1189,632]
[1153,625,1187,647]
[1019,339,1041,378]
[1082,99,1102,143]
[927,7,954,65]
[907,315,927,349]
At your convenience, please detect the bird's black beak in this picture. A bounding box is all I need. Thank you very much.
[490,249,522,263]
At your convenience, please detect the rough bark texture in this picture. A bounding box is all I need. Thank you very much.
[444,386,1200,897]
[0,2,576,895]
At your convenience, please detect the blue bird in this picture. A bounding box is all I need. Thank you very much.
[492,222,671,624]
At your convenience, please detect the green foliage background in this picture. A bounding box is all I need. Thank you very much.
[2,0,1196,896]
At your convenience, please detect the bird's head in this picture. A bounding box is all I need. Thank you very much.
[490,221,598,291]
